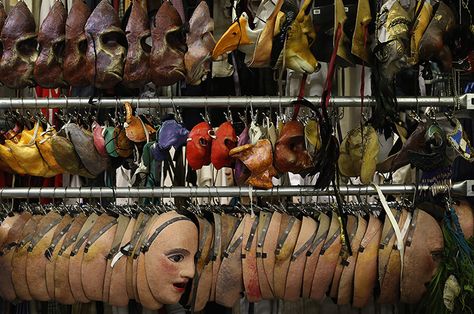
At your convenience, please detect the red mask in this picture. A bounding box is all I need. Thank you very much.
[150,2,186,86]
[186,122,213,170]
[0,2,38,89]
[34,1,67,88]
[211,121,237,170]
[274,120,313,174]
[123,1,151,88]
[84,0,127,89]
[64,0,91,87]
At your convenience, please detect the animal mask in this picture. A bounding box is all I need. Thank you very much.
[34,1,68,88]
[0,3,7,33]
[64,0,91,87]
[0,2,38,89]
[274,120,312,174]
[85,0,127,89]
[185,1,215,85]
[153,120,189,161]
[211,121,238,170]
[124,102,156,143]
[123,1,151,88]
[234,126,251,185]
[186,121,213,170]
[229,139,277,189]
[150,1,186,86]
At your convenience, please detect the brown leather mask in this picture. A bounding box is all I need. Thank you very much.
[64,0,91,87]
[229,139,277,189]
[151,1,186,86]
[0,3,7,34]
[274,120,313,174]
[85,0,127,89]
[0,2,38,89]
[184,1,215,85]
[34,1,68,88]
[123,1,151,88]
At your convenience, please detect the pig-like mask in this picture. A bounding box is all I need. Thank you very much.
[123,1,151,88]
[274,120,313,174]
[64,0,91,87]
[186,121,213,170]
[184,1,215,85]
[84,0,127,89]
[0,2,38,89]
[151,1,186,86]
[34,1,68,88]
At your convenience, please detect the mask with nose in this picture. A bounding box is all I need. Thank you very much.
[34,1,68,88]
[84,0,127,89]
[64,0,91,87]
[151,1,186,86]
[186,121,213,170]
[123,0,151,88]
[0,1,38,89]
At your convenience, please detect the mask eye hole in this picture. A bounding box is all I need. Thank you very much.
[140,35,152,54]
[78,38,87,54]
[52,40,65,57]
[199,138,208,146]
[17,37,38,56]
[0,41,3,57]
[101,31,128,49]
[166,29,187,53]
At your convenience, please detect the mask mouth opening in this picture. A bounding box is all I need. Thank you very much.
[199,138,209,146]
[140,35,152,53]
[101,30,128,49]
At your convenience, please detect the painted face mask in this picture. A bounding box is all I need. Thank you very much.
[184,1,215,85]
[151,1,186,86]
[186,121,212,170]
[229,139,277,189]
[0,1,38,89]
[85,0,127,89]
[34,1,68,88]
[211,121,238,170]
[153,120,190,161]
[64,0,91,87]
[274,120,313,174]
[123,1,151,88]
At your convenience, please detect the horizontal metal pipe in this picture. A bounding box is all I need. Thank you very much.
[0,181,469,198]
[0,95,468,109]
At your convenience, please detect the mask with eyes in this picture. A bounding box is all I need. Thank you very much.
[0,1,38,89]
[151,1,186,86]
[211,121,238,170]
[34,1,67,88]
[64,0,91,87]
[123,0,151,88]
[184,1,215,85]
[85,0,127,89]
[186,121,213,170]
[274,120,313,174]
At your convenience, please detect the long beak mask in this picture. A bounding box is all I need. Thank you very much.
[34,1,68,88]
[124,102,156,143]
[284,0,319,74]
[212,13,258,60]
[84,0,127,89]
[150,1,186,87]
[0,2,38,89]
[64,0,91,87]
[351,0,372,63]
[123,0,151,88]
[408,0,433,65]
[185,1,215,85]
[334,0,354,65]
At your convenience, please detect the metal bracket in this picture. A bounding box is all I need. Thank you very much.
[464,94,474,110]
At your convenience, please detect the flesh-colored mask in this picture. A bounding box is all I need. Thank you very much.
[186,121,212,170]
[211,121,238,170]
[85,0,127,89]
[34,1,68,88]
[123,1,151,88]
[184,1,215,85]
[144,212,198,305]
[0,1,38,89]
[274,120,313,174]
[150,1,186,86]
[64,0,91,87]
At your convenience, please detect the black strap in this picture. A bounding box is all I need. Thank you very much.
[28,216,62,252]
[292,229,317,261]
[121,214,150,256]
[210,214,222,261]
[223,234,244,258]
[307,227,329,257]
[405,210,418,247]
[379,209,402,249]
[84,219,117,253]
[45,221,73,260]
[320,228,341,255]
[257,212,272,249]
[196,220,210,260]
[275,216,296,256]
[141,216,191,253]
[244,216,259,252]
[70,228,93,257]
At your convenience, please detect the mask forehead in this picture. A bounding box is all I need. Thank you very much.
[1,1,35,42]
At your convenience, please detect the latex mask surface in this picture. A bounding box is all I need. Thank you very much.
[150,1,186,86]
[186,121,212,170]
[64,0,91,87]
[34,1,68,88]
[211,121,238,170]
[0,1,38,89]
[123,1,151,88]
[184,1,215,85]
[274,120,313,174]
[84,0,127,89]
[153,120,189,161]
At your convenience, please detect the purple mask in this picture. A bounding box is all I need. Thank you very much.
[152,120,190,161]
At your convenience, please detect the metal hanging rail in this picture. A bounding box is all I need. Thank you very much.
[0,180,471,199]
[0,94,471,109]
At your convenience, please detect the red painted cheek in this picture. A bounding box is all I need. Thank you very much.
[159,257,179,275]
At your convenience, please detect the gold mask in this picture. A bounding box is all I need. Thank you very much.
[351,0,372,63]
